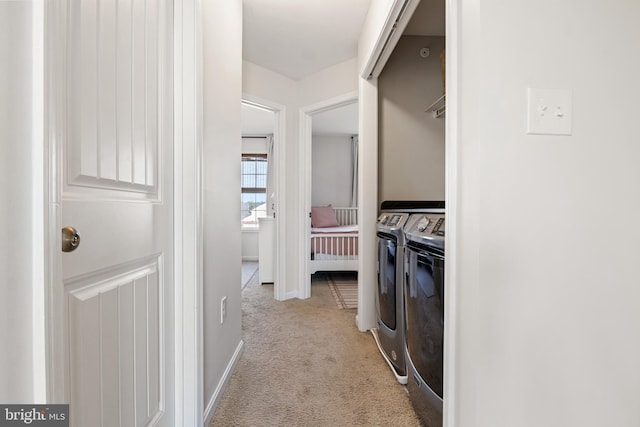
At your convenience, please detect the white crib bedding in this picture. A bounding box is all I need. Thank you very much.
[311,224,358,234]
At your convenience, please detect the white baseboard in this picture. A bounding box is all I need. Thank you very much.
[203,339,245,425]
[284,290,300,300]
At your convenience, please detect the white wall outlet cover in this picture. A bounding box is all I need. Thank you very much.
[220,296,227,324]
[526,88,573,135]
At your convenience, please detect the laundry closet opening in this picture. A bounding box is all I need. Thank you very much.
[373,1,447,425]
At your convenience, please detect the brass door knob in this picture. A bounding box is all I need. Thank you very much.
[62,226,81,252]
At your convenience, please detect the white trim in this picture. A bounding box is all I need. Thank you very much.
[174,0,203,425]
[298,91,359,300]
[241,94,287,301]
[203,340,244,425]
[298,111,313,300]
[360,0,421,79]
[443,1,459,426]
[32,0,47,403]
[44,0,69,404]
[241,227,260,233]
[284,290,300,301]
[355,76,378,332]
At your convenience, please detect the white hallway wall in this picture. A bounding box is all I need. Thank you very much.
[202,0,243,420]
[453,1,640,426]
[242,58,358,298]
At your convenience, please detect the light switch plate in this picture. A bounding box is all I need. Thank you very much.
[526,88,572,135]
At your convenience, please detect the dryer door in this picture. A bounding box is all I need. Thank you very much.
[376,233,398,330]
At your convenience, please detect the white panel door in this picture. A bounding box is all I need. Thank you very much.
[54,0,174,425]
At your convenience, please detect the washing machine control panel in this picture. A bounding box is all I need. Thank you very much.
[377,213,406,229]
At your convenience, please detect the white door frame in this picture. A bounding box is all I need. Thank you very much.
[298,91,359,300]
[242,94,287,300]
[43,0,204,425]
[443,1,460,425]
[173,0,203,425]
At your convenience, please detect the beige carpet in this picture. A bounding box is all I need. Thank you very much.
[210,271,420,426]
[327,272,358,309]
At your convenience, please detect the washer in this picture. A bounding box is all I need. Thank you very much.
[372,211,412,383]
[371,201,445,385]
[404,213,446,427]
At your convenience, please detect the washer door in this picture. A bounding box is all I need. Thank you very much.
[376,234,398,330]
[405,245,445,398]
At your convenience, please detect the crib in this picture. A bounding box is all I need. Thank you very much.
[309,206,358,274]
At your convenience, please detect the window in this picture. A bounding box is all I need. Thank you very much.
[241,154,268,226]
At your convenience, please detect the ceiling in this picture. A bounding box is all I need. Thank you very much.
[243,0,372,80]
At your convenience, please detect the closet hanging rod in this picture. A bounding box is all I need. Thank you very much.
[425,94,446,118]
[425,94,445,111]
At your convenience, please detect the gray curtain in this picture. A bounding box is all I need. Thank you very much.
[351,135,358,207]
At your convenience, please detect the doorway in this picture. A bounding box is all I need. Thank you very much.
[241,96,286,299]
[240,102,275,289]
[299,91,359,300]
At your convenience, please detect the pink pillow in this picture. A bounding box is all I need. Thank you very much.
[311,205,339,228]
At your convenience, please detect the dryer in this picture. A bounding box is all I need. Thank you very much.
[404,213,446,427]
[372,201,445,385]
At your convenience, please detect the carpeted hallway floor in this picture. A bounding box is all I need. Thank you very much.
[210,271,420,426]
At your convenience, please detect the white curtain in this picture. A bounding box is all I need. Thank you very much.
[266,134,275,217]
[350,135,358,207]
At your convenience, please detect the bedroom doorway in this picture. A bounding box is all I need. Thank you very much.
[240,102,274,289]
[299,92,359,301]
[240,97,286,299]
